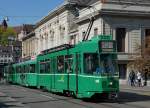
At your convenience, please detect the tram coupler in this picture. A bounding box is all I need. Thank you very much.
[108,92,118,100]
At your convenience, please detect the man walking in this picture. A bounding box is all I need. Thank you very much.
[129,70,135,86]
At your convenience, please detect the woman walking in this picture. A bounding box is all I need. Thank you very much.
[137,71,142,87]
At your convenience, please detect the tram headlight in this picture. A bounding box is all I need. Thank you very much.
[109,82,113,86]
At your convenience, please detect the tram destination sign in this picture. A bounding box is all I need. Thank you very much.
[99,41,115,52]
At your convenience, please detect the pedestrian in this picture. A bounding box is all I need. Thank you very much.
[137,71,142,87]
[144,70,148,86]
[129,70,135,87]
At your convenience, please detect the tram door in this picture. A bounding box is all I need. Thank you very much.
[51,58,56,89]
[75,53,80,95]
[65,55,73,91]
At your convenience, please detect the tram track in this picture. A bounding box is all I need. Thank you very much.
[1,84,149,108]
[2,84,112,108]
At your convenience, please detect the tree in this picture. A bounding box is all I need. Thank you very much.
[0,27,16,46]
[128,37,150,73]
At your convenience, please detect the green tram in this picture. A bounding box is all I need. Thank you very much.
[5,35,119,99]
[4,60,37,87]
[14,60,37,86]
[4,65,15,83]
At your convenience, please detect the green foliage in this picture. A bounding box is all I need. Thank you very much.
[128,38,150,73]
[0,27,16,46]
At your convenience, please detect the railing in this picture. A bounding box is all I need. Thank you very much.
[117,52,140,60]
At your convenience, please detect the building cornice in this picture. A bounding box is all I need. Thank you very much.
[101,9,150,18]
[105,0,150,6]
[35,4,68,28]
[22,31,35,41]
[75,9,150,24]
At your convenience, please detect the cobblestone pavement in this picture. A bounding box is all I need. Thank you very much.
[0,84,150,108]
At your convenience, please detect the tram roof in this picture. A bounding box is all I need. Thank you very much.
[14,59,36,66]
[39,44,74,55]
[38,35,113,56]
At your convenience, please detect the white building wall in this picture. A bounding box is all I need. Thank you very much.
[18,31,25,41]
[79,1,102,18]
[35,10,70,55]
[102,2,150,13]
[78,18,103,42]
[77,1,150,85]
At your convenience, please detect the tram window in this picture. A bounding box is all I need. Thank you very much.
[8,66,13,74]
[12,67,14,73]
[24,66,26,73]
[45,62,50,73]
[84,53,98,74]
[23,66,26,73]
[7,67,9,73]
[100,54,117,74]
[30,64,35,73]
[18,66,21,73]
[40,62,46,73]
[16,67,18,73]
[16,66,19,73]
[22,66,25,73]
[65,55,73,73]
[57,56,64,73]
[25,65,29,73]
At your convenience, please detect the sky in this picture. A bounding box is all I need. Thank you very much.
[0,0,64,26]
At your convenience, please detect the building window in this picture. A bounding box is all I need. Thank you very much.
[82,31,86,40]
[50,31,54,41]
[118,64,127,79]
[145,29,150,48]
[69,35,76,45]
[145,29,150,37]
[94,28,98,36]
[4,59,7,63]
[60,27,65,39]
[57,56,64,73]
[116,28,126,52]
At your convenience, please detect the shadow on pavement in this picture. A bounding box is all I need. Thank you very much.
[0,102,21,108]
[118,91,150,103]
[81,91,150,104]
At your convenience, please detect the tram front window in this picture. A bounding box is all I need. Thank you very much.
[84,53,118,75]
[84,53,99,75]
[100,54,118,75]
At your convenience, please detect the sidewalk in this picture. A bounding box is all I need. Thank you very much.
[120,85,150,92]
[0,91,28,108]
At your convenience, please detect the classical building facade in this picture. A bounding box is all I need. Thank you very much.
[34,4,76,55]
[76,0,150,85]
[20,0,150,85]
[17,24,34,41]
[17,24,35,60]
[22,32,37,60]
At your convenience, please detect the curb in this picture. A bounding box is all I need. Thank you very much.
[120,86,150,92]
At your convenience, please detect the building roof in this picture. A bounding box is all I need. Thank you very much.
[65,0,99,6]
[22,24,34,33]
[13,24,34,34]
[106,0,150,4]
[13,26,22,34]
[35,3,68,28]
[75,0,150,24]
[22,31,35,41]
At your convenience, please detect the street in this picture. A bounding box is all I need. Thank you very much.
[0,84,150,108]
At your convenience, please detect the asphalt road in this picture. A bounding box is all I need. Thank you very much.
[0,84,150,108]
